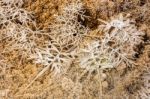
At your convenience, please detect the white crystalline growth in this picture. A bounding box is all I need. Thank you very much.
[30,42,74,74]
[78,41,118,72]
[50,0,88,47]
[1,0,24,7]
[79,14,144,72]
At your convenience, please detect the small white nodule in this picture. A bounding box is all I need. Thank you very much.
[110,19,126,29]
